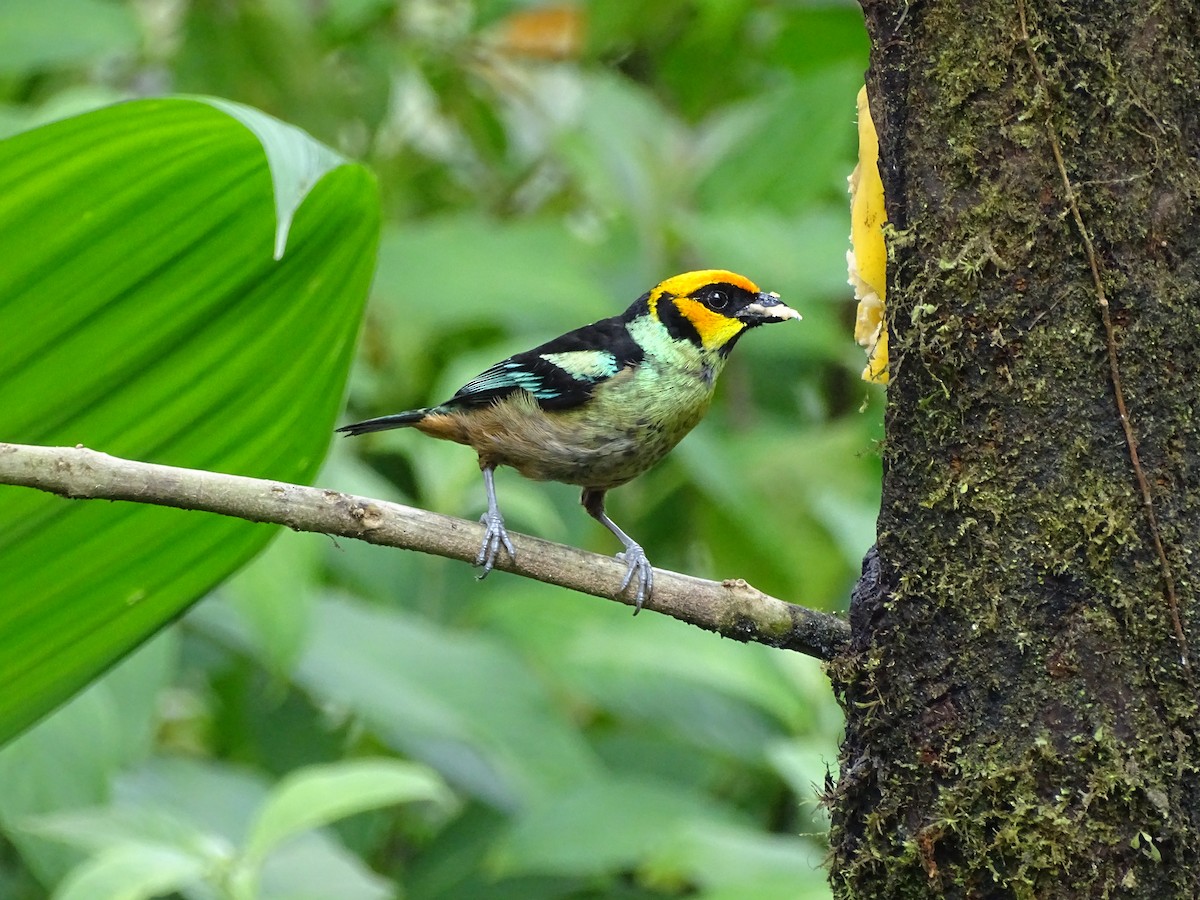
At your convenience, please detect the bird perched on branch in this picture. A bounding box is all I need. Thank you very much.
[337,269,800,612]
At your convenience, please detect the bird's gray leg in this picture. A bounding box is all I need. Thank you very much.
[476,464,515,577]
[581,488,653,613]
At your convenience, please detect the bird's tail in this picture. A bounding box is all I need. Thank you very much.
[336,408,436,436]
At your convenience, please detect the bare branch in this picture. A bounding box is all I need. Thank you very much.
[0,442,850,661]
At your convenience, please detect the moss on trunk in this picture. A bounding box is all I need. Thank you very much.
[828,1,1200,896]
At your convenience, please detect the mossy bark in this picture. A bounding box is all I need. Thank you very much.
[828,2,1200,897]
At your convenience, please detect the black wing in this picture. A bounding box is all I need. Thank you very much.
[445,316,644,412]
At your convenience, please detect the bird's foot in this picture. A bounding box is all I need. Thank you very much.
[475,510,516,578]
[616,544,654,614]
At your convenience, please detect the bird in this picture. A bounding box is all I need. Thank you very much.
[337,269,800,612]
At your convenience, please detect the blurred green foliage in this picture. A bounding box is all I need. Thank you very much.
[0,1,876,898]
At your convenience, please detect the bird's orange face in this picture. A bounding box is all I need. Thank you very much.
[649,270,798,353]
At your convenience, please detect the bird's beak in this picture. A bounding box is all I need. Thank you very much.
[739,291,802,324]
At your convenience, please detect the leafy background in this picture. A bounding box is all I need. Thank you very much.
[0,1,876,898]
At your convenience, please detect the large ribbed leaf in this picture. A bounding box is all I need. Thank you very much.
[0,98,379,743]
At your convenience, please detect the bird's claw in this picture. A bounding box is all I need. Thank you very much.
[616,544,654,614]
[475,511,516,578]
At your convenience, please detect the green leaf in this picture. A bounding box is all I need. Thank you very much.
[200,97,347,260]
[286,598,601,808]
[53,842,207,900]
[242,759,451,864]
[492,777,744,877]
[496,780,825,895]
[105,757,392,900]
[0,98,380,744]
[662,821,830,899]
[0,634,177,885]
[22,805,214,859]
[565,614,810,735]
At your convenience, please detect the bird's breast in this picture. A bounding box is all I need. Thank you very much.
[427,364,715,489]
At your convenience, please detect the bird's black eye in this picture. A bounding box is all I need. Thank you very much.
[708,290,728,310]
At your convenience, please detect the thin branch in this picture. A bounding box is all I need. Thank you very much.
[0,442,850,661]
[1017,0,1191,674]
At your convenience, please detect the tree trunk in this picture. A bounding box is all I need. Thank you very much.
[828,1,1200,896]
